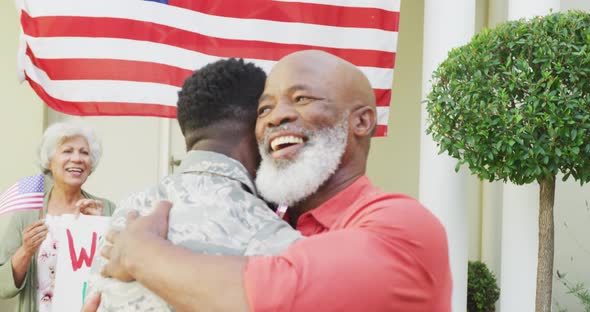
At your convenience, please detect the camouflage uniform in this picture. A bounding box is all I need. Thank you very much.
[89,150,301,311]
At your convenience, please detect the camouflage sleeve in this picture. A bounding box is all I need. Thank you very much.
[87,185,173,312]
[243,196,303,256]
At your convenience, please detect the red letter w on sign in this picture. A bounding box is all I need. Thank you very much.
[66,229,97,272]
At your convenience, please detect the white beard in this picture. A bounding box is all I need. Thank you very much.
[255,115,348,206]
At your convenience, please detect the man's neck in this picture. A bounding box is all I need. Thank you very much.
[189,136,258,178]
[190,139,234,158]
[287,170,364,227]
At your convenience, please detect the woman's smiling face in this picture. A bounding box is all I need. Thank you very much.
[48,135,91,188]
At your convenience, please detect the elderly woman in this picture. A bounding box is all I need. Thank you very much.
[0,120,115,312]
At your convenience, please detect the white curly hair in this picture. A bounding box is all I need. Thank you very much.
[38,120,102,176]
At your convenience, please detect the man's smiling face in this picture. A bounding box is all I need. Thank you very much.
[255,65,344,161]
[254,54,350,206]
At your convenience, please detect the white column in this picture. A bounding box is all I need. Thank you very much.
[500,184,539,311]
[508,0,559,20]
[499,1,559,311]
[419,1,476,311]
[481,181,503,279]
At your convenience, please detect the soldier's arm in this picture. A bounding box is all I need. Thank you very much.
[101,201,251,312]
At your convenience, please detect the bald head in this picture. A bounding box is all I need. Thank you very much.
[269,50,376,112]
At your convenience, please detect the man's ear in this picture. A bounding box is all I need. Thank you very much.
[350,106,376,138]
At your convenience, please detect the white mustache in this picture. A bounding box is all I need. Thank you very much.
[260,124,313,151]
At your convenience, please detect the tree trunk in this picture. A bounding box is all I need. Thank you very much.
[535,177,556,312]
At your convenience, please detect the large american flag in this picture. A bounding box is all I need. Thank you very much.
[0,174,44,216]
[18,0,400,136]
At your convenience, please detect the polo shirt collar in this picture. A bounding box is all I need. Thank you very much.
[301,175,371,230]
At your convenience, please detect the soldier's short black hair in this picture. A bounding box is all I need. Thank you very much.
[177,58,266,135]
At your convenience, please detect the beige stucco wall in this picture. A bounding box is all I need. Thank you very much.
[0,1,44,310]
[367,0,423,199]
[0,3,45,187]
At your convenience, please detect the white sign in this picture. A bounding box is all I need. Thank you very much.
[52,215,110,312]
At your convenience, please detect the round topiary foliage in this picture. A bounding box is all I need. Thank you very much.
[426,11,590,185]
[467,261,500,312]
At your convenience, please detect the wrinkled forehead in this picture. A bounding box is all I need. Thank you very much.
[263,59,339,97]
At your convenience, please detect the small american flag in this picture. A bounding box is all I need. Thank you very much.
[17,0,400,136]
[0,174,44,216]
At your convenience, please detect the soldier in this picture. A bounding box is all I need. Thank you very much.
[88,58,301,312]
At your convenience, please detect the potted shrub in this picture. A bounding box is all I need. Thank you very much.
[468,261,500,312]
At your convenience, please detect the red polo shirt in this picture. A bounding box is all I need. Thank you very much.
[243,176,452,312]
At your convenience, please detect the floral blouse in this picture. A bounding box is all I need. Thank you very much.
[36,214,76,312]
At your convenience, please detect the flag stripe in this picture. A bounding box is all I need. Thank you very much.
[25,55,392,108]
[26,74,177,117]
[375,89,392,108]
[0,204,45,215]
[21,13,396,69]
[0,195,44,203]
[0,186,18,203]
[273,0,400,12]
[22,1,397,53]
[0,192,18,206]
[0,196,44,209]
[26,70,389,118]
[376,107,390,125]
[23,36,394,90]
[169,0,400,31]
[26,46,193,88]
[0,207,44,214]
[24,55,179,105]
[374,125,387,137]
[26,48,392,107]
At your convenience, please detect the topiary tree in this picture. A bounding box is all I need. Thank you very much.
[425,11,590,312]
[468,261,500,312]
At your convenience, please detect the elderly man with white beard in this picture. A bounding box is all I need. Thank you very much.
[84,50,452,312]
